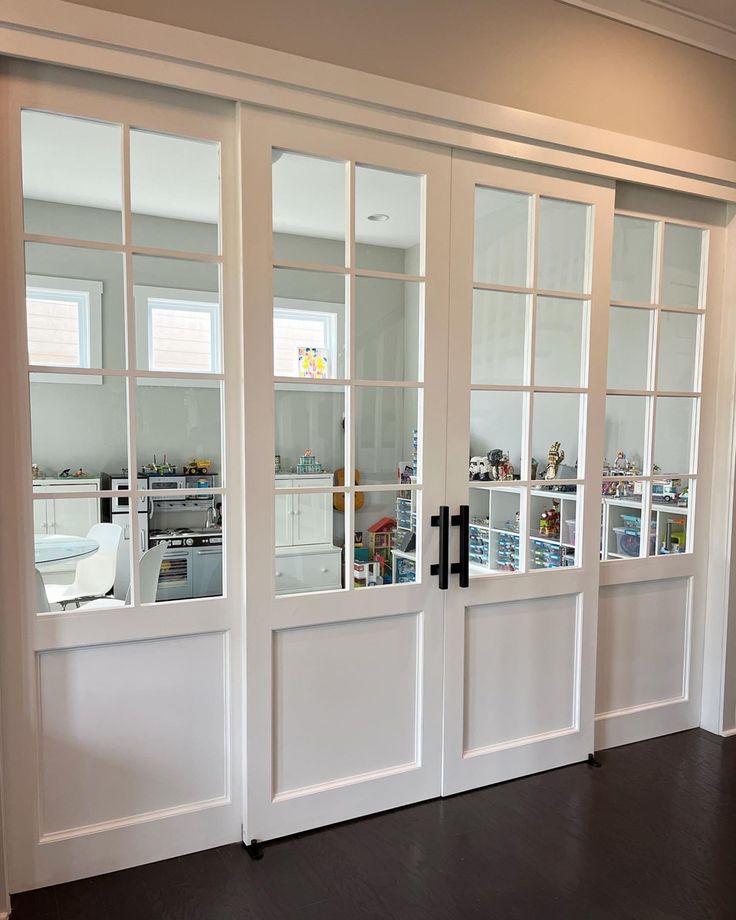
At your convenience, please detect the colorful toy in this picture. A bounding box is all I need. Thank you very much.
[538,501,561,537]
[183,458,213,475]
[296,449,324,474]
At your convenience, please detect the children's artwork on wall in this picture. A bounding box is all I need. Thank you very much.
[298,346,328,378]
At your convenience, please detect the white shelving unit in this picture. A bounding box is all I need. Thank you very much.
[601,495,689,560]
[468,486,578,575]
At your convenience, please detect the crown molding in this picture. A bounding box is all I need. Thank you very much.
[557,0,736,59]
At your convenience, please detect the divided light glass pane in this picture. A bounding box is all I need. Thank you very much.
[354,387,420,485]
[611,215,656,304]
[469,486,521,575]
[474,187,531,287]
[30,375,128,481]
[469,391,524,481]
[662,223,705,308]
[534,297,586,388]
[604,395,648,476]
[274,383,345,479]
[355,277,421,382]
[653,397,696,475]
[21,110,123,245]
[652,480,690,556]
[471,291,528,386]
[136,378,223,482]
[355,166,423,273]
[273,268,346,379]
[607,306,651,391]
[130,130,220,255]
[529,489,578,569]
[133,256,221,374]
[355,490,418,588]
[657,311,700,393]
[25,242,126,370]
[34,502,132,614]
[537,198,591,294]
[272,151,347,267]
[531,393,581,481]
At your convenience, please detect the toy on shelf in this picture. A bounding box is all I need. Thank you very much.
[142,454,177,476]
[366,517,397,577]
[543,442,565,480]
[58,468,92,479]
[652,479,683,503]
[602,450,641,479]
[295,449,324,474]
[354,560,383,588]
[469,455,492,480]
[538,501,561,538]
[183,458,213,475]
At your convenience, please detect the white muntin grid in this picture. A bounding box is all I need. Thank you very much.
[271,151,426,593]
[23,114,226,608]
[602,211,707,560]
[468,186,593,575]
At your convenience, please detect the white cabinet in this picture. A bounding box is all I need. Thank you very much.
[275,475,334,547]
[274,474,340,593]
[32,478,101,577]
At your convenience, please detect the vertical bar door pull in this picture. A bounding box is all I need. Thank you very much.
[431,505,450,590]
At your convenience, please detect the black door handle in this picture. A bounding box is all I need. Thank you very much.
[430,505,450,589]
[452,505,470,588]
[431,505,469,590]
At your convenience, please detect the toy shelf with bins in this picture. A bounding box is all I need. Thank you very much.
[468,487,578,575]
[392,488,417,583]
[528,489,578,570]
[601,495,689,560]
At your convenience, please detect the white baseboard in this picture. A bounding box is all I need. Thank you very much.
[721,727,736,737]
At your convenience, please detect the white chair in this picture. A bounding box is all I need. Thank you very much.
[45,523,122,610]
[35,567,51,614]
[78,542,166,609]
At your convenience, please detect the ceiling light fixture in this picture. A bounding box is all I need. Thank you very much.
[367,213,390,221]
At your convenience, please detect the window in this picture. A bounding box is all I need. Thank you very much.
[26,275,103,383]
[135,285,221,378]
[273,300,339,378]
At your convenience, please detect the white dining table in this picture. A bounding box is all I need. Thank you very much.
[34,534,99,566]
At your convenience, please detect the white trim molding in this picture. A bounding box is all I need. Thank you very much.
[1,1,736,200]
[558,1,736,60]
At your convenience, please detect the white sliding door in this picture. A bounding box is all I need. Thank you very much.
[442,155,615,793]
[241,108,451,842]
[594,194,725,749]
[0,64,243,891]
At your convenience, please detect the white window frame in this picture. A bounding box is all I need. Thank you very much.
[273,296,342,385]
[26,274,103,385]
[134,284,221,386]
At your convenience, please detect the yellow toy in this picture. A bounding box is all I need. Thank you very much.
[183,458,213,475]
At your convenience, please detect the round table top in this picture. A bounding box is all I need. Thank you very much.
[34,534,99,565]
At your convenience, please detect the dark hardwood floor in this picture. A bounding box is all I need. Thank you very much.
[11,729,736,919]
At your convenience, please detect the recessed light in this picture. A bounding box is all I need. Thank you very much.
[367,213,390,222]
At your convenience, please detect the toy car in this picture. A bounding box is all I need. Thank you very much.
[184,459,213,475]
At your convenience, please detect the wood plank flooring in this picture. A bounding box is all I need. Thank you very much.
[11,729,736,919]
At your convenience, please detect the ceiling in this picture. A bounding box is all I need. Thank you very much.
[21,111,422,249]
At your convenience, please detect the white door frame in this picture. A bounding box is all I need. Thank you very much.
[0,64,244,891]
[241,105,452,843]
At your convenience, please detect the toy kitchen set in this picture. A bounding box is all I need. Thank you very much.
[105,457,222,602]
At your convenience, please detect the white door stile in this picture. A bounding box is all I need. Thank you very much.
[241,105,452,843]
[595,217,726,750]
[442,153,615,794]
[0,66,244,891]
